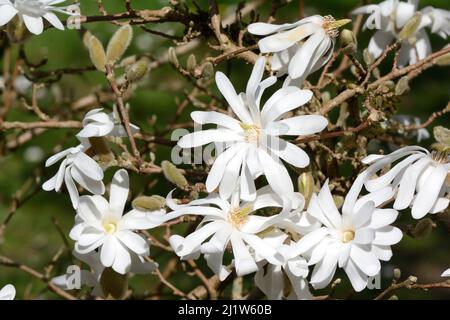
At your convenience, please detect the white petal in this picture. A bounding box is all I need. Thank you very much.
[344,259,368,292]
[206,143,244,192]
[178,129,242,148]
[219,151,244,200]
[369,209,398,229]
[77,195,108,222]
[65,169,80,209]
[43,12,64,30]
[100,236,117,267]
[215,72,252,123]
[22,14,44,35]
[248,21,297,35]
[191,111,242,131]
[241,233,283,265]
[288,29,325,79]
[310,244,339,289]
[112,241,132,274]
[109,169,129,219]
[276,115,328,136]
[0,5,18,26]
[261,88,313,124]
[257,148,294,197]
[372,226,403,245]
[70,167,105,195]
[317,181,342,229]
[230,233,258,277]
[350,245,380,276]
[352,201,374,229]
[0,284,16,300]
[291,227,329,255]
[268,137,310,168]
[73,152,104,180]
[371,245,393,261]
[353,228,375,245]
[368,30,394,59]
[441,268,450,277]
[116,231,149,256]
[77,225,105,247]
[411,165,447,219]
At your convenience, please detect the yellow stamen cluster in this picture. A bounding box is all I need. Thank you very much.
[431,150,449,164]
[342,230,355,243]
[322,15,351,38]
[240,123,261,144]
[103,220,118,234]
[228,205,252,229]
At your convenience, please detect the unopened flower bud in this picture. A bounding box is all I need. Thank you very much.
[333,195,344,209]
[298,172,314,205]
[168,47,179,67]
[161,160,188,189]
[433,126,450,145]
[132,195,166,211]
[399,12,422,42]
[106,25,133,65]
[201,62,214,80]
[186,54,197,72]
[395,76,410,96]
[82,30,92,49]
[88,35,107,72]
[126,58,150,82]
[6,16,28,43]
[363,48,374,65]
[394,268,402,279]
[412,218,435,239]
[340,29,357,53]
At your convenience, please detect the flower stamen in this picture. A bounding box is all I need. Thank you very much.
[342,230,355,243]
[228,205,252,229]
[322,16,351,38]
[240,123,261,144]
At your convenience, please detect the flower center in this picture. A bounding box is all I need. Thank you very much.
[322,15,351,38]
[240,123,260,144]
[103,220,118,234]
[228,205,252,229]
[342,230,355,243]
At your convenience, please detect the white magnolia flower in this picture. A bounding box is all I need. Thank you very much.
[255,231,312,300]
[178,57,328,201]
[42,139,105,209]
[52,250,157,296]
[248,15,350,81]
[352,0,450,66]
[442,268,450,277]
[154,187,304,280]
[0,0,74,35]
[76,108,140,139]
[0,284,15,300]
[362,146,449,219]
[69,169,162,274]
[291,175,402,291]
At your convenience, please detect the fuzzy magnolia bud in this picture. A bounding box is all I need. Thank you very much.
[393,268,402,279]
[106,25,133,65]
[88,35,107,72]
[187,54,197,72]
[298,172,314,205]
[82,31,92,49]
[399,12,422,42]
[132,195,166,211]
[395,76,410,96]
[363,48,374,65]
[340,29,357,53]
[161,161,188,189]
[412,218,435,239]
[168,47,179,67]
[434,126,450,145]
[201,62,214,80]
[126,58,149,82]
[333,195,344,209]
[100,267,128,299]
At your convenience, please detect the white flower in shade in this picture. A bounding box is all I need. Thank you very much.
[155,187,304,280]
[291,175,402,292]
[248,15,350,81]
[254,231,312,300]
[52,250,157,296]
[69,169,162,274]
[392,115,430,142]
[0,284,15,300]
[76,108,140,139]
[352,0,450,67]
[42,139,105,209]
[442,268,450,277]
[178,57,328,201]
[0,0,74,35]
[362,146,449,219]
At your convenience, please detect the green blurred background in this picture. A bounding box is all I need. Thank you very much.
[0,0,449,299]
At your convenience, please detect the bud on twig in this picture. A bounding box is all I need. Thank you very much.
[161,160,188,190]
[186,54,197,72]
[398,12,422,42]
[126,58,150,82]
[201,62,214,80]
[106,25,133,65]
[298,172,314,205]
[412,218,435,239]
[168,47,179,67]
[395,76,410,95]
[340,29,357,53]
[132,195,166,211]
[88,35,107,72]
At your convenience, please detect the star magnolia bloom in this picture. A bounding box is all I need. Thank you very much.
[178,57,328,201]
[42,139,105,209]
[442,268,450,277]
[0,284,15,300]
[156,187,304,280]
[291,175,402,292]
[248,15,350,80]
[352,0,450,66]
[255,231,312,300]
[52,250,157,296]
[76,108,140,139]
[0,0,74,35]
[69,169,163,274]
[362,146,450,219]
